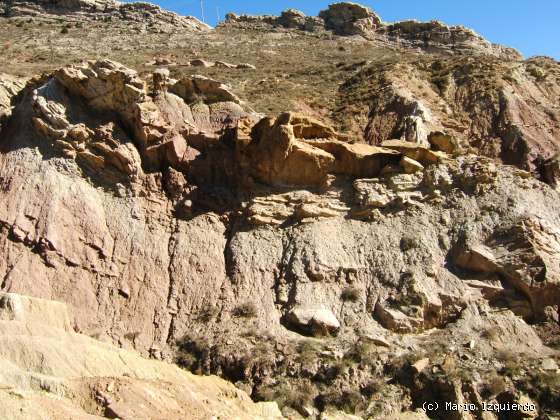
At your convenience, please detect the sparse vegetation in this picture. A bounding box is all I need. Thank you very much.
[341,286,360,302]
[232,302,257,318]
[197,305,220,322]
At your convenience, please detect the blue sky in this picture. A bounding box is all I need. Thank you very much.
[149,1,560,60]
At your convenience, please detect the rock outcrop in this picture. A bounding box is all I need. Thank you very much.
[338,56,560,174]
[378,20,522,60]
[10,0,209,32]
[223,2,519,59]
[0,73,26,129]
[1,2,560,417]
[319,2,382,36]
[0,292,282,419]
[454,217,560,317]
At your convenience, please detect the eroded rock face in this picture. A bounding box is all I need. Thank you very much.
[1,59,560,418]
[378,20,522,60]
[0,73,26,129]
[454,217,560,316]
[340,57,560,173]
[0,292,283,420]
[243,112,402,187]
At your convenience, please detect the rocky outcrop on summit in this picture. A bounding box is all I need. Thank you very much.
[319,2,382,36]
[223,2,519,59]
[378,20,522,60]
[9,0,209,32]
[0,292,282,419]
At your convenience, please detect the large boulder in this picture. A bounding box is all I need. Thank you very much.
[243,112,402,187]
[318,2,382,36]
[278,8,306,29]
[286,307,340,336]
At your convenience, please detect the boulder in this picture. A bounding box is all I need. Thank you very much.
[189,58,213,68]
[428,131,459,154]
[306,139,400,178]
[244,113,336,187]
[318,2,382,36]
[287,307,340,336]
[381,140,448,165]
[400,156,424,174]
[170,75,242,105]
[374,303,424,333]
[278,9,306,29]
[152,67,171,94]
[245,113,406,186]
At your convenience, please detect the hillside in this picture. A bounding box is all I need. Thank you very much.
[1,1,559,419]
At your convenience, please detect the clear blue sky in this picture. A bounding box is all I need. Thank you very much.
[153,1,560,60]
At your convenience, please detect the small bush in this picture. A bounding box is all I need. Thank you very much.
[3,0,13,17]
[296,340,321,364]
[345,341,377,365]
[361,379,384,397]
[175,334,211,371]
[341,286,360,303]
[482,372,507,397]
[257,380,314,414]
[317,389,364,414]
[232,302,257,318]
[400,235,419,251]
[61,26,69,34]
[197,306,219,322]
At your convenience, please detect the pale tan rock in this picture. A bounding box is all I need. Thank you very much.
[319,2,382,36]
[400,156,424,173]
[170,74,242,105]
[382,139,448,164]
[411,358,430,374]
[287,307,340,335]
[429,131,459,154]
[0,293,283,420]
[454,217,560,314]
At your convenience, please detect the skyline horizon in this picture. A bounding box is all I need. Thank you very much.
[140,0,560,60]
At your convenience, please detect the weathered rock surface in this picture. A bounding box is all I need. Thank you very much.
[0,292,283,419]
[1,2,560,417]
[319,2,382,36]
[378,20,522,60]
[0,73,26,129]
[10,0,210,32]
[339,56,560,174]
[454,217,560,316]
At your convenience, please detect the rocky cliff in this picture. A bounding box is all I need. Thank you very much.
[0,1,559,419]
